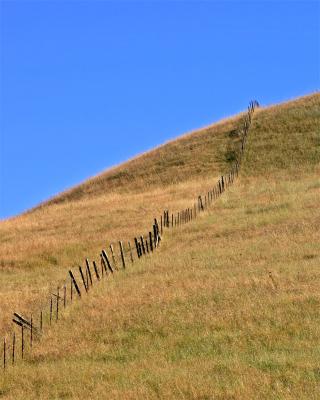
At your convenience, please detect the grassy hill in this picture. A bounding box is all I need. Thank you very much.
[0,93,319,399]
[0,106,244,336]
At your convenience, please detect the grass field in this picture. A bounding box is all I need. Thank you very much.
[0,93,319,399]
[0,102,243,336]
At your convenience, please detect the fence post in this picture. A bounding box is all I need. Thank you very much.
[154,219,160,244]
[79,266,88,293]
[21,326,24,359]
[93,260,100,280]
[110,244,118,270]
[128,241,134,263]
[12,332,15,366]
[100,254,106,276]
[101,250,113,273]
[149,232,153,252]
[153,224,158,248]
[198,196,204,211]
[85,268,89,289]
[138,243,143,257]
[101,250,114,273]
[69,270,81,297]
[134,238,140,258]
[30,314,33,347]
[119,241,126,269]
[85,259,93,286]
[140,236,146,255]
[56,288,59,322]
[40,310,43,331]
[100,257,104,277]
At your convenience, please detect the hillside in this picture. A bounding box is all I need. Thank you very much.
[0,93,319,399]
[0,105,245,336]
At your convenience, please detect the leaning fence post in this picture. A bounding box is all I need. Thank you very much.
[93,260,100,280]
[69,270,81,297]
[134,238,140,258]
[101,250,114,273]
[100,255,105,277]
[138,242,142,258]
[85,259,93,287]
[100,254,108,275]
[85,267,89,289]
[149,232,153,252]
[140,236,146,255]
[119,241,126,269]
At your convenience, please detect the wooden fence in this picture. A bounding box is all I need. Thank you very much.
[1,100,259,370]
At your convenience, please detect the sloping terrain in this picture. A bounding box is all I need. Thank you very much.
[0,107,243,336]
[0,93,319,399]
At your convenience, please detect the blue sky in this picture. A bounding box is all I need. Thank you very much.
[0,1,319,219]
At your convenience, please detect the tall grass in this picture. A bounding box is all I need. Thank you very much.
[0,92,319,398]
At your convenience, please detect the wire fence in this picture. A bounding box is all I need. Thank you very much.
[1,100,259,371]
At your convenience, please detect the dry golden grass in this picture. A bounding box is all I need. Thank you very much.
[0,92,319,399]
[0,106,243,336]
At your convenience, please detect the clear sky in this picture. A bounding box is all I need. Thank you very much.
[0,1,319,219]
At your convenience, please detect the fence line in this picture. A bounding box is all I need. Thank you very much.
[1,100,259,370]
